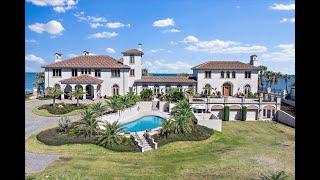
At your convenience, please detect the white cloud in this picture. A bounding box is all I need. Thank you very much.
[25,54,46,64]
[148,49,172,53]
[183,35,199,43]
[161,28,181,33]
[153,18,175,27]
[106,48,116,54]
[270,3,295,10]
[25,39,36,43]
[88,32,118,39]
[26,0,78,13]
[74,11,107,28]
[261,44,295,62]
[236,5,240,9]
[67,53,78,58]
[106,22,130,29]
[28,20,64,35]
[169,41,178,45]
[185,38,267,54]
[143,60,192,73]
[280,18,295,24]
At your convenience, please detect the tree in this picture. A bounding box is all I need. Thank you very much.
[160,119,175,137]
[106,96,121,119]
[140,89,153,101]
[142,68,149,76]
[45,86,63,106]
[174,114,193,134]
[69,87,86,106]
[186,86,195,96]
[97,121,122,147]
[170,99,194,134]
[171,99,193,118]
[90,102,107,117]
[75,113,100,138]
[258,65,268,92]
[81,109,95,121]
[282,74,291,92]
[126,92,140,105]
[162,88,185,102]
[33,72,45,96]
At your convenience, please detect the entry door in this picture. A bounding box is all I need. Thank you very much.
[267,110,271,118]
[223,86,230,96]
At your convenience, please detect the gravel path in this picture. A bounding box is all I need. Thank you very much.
[25,99,94,174]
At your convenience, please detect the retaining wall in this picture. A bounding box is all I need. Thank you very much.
[276,110,295,127]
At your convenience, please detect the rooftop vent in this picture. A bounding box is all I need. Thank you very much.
[55,52,62,63]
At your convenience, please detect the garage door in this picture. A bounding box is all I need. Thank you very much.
[230,110,241,120]
[247,110,257,120]
[211,110,223,119]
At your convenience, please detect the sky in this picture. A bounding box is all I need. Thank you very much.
[25,0,295,75]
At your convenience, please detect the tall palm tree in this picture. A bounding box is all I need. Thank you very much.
[282,74,291,92]
[171,99,193,119]
[33,72,45,96]
[106,96,121,117]
[174,115,193,134]
[97,121,122,147]
[258,65,268,92]
[127,92,140,106]
[90,102,107,117]
[69,87,86,106]
[45,86,63,106]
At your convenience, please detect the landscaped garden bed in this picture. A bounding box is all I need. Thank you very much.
[33,103,87,116]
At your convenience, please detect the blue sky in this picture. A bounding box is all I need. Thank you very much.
[25,0,295,74]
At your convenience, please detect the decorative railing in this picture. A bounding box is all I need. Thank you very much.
[130,133,145,152]
[143,133,157,149]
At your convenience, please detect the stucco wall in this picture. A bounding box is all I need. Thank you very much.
[276,110,295,127]
[282,98,295,107]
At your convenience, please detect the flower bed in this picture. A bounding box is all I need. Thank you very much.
[37,103,87,115]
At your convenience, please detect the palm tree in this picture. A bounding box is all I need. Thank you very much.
[282,74,291,92]
[126,92,140,106]
[258,65,268,92]
[45,86,63,106]
[69,87,86,106]
[106,96,121,119]
[171,99,193,118]
[97,121,122,147]
[142,68,149,76]
[75,115,101,138]
[174,115,193,134]
[186,86,195,96]
[160,119,175,137]
[33,72,45,97]
[90,102,107,117]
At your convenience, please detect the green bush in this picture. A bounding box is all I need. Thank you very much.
[36,95,52,100]
[242,106,247,121]
[38,103,87,115]
[152,125,213,147]
[140,89,153,101]
[223,106,229,121]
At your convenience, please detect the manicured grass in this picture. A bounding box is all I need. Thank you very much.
[32,107,82,117]
[25,121,295,179]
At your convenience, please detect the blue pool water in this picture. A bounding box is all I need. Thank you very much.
[121,116,164,132]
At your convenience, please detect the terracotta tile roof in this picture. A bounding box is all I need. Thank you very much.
[121,49,144,56]
[135,76,197,83]
[118,58,123,63]
[191,61,260,70]
[60,75,103,84]
[42,55,130,69]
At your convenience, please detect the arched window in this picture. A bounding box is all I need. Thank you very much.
[220,71,224,78]
[142,85,148,90]
[226,71,230,78]
[204,84,211,95]
[154,85,160,95]
[112,84,119,96]
[165,85,171,93]
[177,85,182,92]
[232,71,236,78]
[244,84,251,94]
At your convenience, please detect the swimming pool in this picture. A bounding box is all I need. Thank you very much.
[121,115,165,133]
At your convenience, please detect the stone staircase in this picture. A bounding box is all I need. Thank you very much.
[131,133,154,152]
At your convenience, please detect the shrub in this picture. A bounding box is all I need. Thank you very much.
[242,106,247,121]
[140,89,153,101]
[57,116,71,132]
[223,106,229,121]
[38,103,87,115]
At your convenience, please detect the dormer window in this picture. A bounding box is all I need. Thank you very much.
[221,71,224,78]
[130,55,135,64]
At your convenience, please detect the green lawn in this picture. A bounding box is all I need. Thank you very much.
[32,107,82,117]
[25,121,295,179]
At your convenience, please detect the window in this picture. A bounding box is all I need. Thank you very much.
[272,109,275,117]
[53,69,61,77]
[142,85,148,90]
[112,84,119,95]
[232,71,236,78]
[244,85,251,94]
[165,85,171,93]
[221,71,224,78]
[226,71,230,78]
[245,71,251,78]
[154,85,160,95]
[177,85,182,92]
[263,109,266,117]
[95,69,101,77]
[130,69,135,77]
[130,55,135,64]
[81,68,91,75]
[72,69,78,77]
[205,71,211,78]
[111,69,120,77]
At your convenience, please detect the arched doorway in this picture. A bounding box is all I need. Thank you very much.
[86,85,94,99]
[64,84,72,99]
[204,84,211,95]
[112,84,119,96]
[75,85,83,100]
[222,82,232,96]
[244,84,251,94]
[54,84,61,99]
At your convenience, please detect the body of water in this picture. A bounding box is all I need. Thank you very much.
[25,72,295,93]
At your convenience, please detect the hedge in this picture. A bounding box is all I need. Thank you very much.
[223,106,230,121]
[242,106,247,121]
[38,103,87,115]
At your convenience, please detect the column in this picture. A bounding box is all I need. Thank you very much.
[93,84,97,99]
[70,84,75,100]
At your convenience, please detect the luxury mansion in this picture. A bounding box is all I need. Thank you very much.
[42,44,260,100]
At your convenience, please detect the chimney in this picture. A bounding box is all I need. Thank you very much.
[83,51,89,56]
[54,52,62,63]
[138,43,143,51]
[250,55,258,66]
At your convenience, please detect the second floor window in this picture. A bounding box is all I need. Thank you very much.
[245,71,251,78]
[81,68,91,74]
[232,71,236,78]
[130,69,135,76]
[221,71,224,78]
[130,55,135,64]
[205,71,211,78]
[72,69,77,77]
[95,69,101,77]
[53,69,61,77]
[111,69,120,77]
[226,71,230,78]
